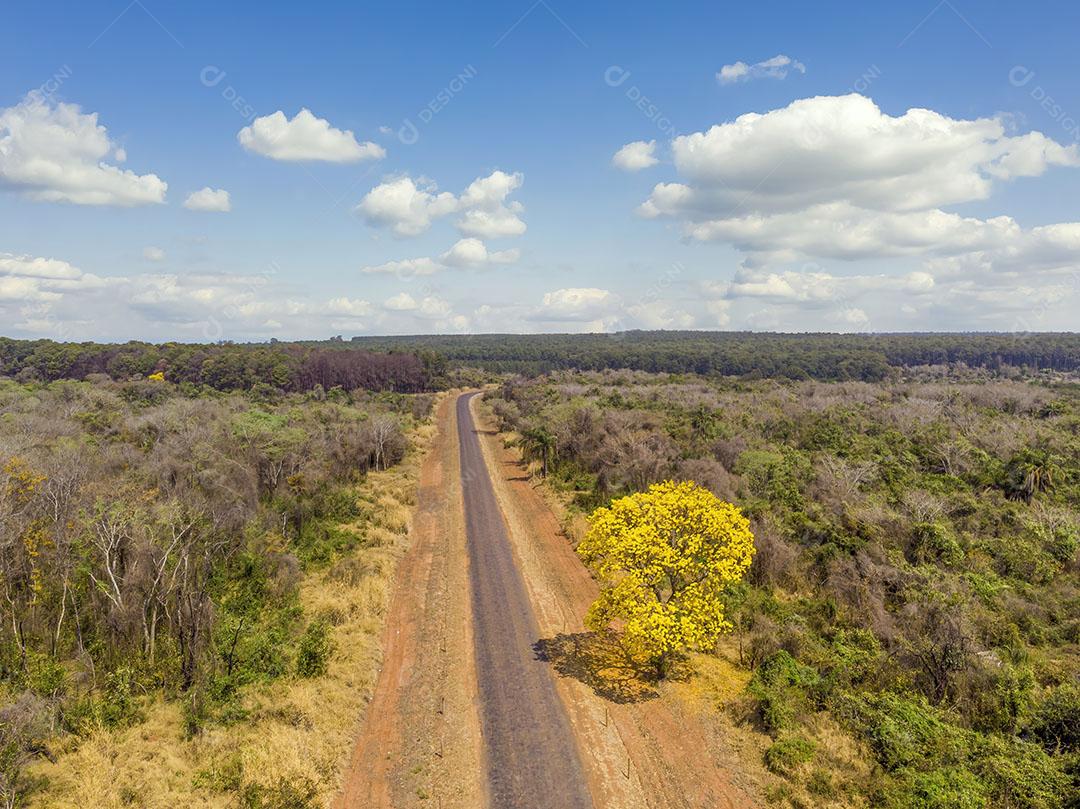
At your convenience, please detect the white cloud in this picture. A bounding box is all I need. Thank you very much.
[143,246,166,262]
[183,187,231,212]
[646,95,1077,221]
[238,109,385,162]
[635,93,1080,303]
[0,253,481,340]
[380,292,453,320]
[532,287,620,322]
[361,238,520,277]
[440,238,519,268]
[361,256,443,277]
[355,176,457,237]
[383,292,417,311]
[417,296,452,319]
[0,254,104,303]
[0,92,167,206]
[356,170,525,238]
[456,170,527,238]
[613,140,659,171]
[325,296,372,316]
[718,54,805,84]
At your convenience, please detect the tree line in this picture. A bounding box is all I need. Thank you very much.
[0,338,433,393]
[352,331,1080,381]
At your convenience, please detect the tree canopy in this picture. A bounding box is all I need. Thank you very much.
[577,480,755,676]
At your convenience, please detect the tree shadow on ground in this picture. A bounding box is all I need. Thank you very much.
[533,631,659,703]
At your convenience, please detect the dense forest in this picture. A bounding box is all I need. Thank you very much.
[352,331,1080,380]
[0,338,435,393]
[0,376,433,806]
[4,333,1078,395]
[488,371,1080,808]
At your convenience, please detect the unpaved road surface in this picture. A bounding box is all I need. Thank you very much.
[335,395,483,809]
[457,392,594,809]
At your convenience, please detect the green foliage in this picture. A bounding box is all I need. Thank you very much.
[910,522,964,567]
[347,331,1080,380]
[0,378,417,784]
[19,650,69,698]
[749,651,821,734]
[882,766,988,809]
[764,736,816,775]
[1027,682,1080,753]
[296,620,333,679]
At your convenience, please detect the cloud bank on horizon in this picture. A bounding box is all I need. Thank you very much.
[1,0,1078,339]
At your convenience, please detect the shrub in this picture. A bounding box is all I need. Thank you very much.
[764,736,816,776]
[882,766,988,809]
[296,619,333,678]
[1027,682,1080,753]
[972,734,1068,809]
[749,651,821,735]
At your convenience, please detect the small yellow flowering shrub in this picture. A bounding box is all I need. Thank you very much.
[577,480,755,677]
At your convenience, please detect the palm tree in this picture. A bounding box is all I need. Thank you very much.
[520,426,555,478]
[1002,449,1057,503]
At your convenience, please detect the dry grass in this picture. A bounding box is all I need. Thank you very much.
[27,410,442,808]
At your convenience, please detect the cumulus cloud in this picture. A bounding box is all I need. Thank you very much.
[238,109,385,162]
[440,238,520,268]
[718,54,805,84]
[383,292,417,310]
[635,93,1080,303]
[361,237,519,277]
[0,92,167,206]
[381,292,452,320]
[143,246,166,262]
[0,253,104,303]
[613,140,658,171]
[361,256,443,277]
[644,95,1077,222]
[355,176,458,237]
[183,187,231,212]
[356,170,525,238]
[531,287,620,323]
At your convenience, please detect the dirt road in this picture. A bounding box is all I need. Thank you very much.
[335,394,483,809]
[336,392,757,808]
[457,392,594,809]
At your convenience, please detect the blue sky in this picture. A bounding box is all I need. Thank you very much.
[2,0,1079,340]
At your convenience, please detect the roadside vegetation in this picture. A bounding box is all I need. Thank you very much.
[0,375,435,807]
[488,368,1080,808]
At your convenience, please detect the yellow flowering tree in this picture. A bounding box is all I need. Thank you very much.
[577,480,755,678]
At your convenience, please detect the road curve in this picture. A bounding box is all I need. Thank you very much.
[457,392,594,809]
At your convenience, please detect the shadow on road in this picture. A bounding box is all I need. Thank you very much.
[533,631,659,704]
